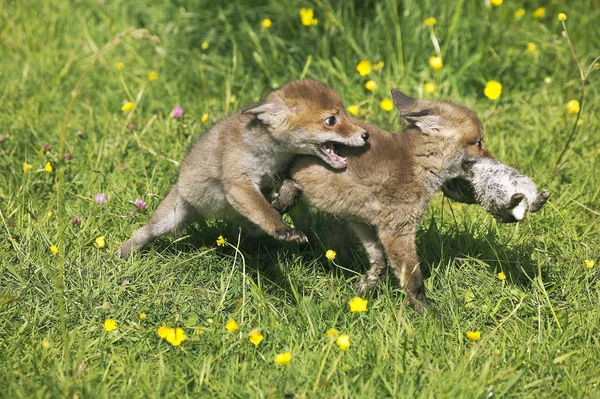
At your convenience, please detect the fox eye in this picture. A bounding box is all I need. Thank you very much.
[473,140,482,149]
[324,116,338,127]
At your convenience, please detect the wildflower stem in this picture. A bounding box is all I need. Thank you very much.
[554,86,584,173]
[554,20,599,173]
[330,260,362,276]
[560,22,584,81]
[428,26,441,58]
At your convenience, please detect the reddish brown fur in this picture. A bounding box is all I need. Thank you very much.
[274,91,494,312]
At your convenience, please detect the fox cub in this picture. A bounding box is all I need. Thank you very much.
[273,90,549,312]
[119,80,369,258]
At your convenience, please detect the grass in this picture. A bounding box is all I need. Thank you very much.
[1,0,599,397]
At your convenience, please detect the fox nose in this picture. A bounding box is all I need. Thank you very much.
[361,130,369,141]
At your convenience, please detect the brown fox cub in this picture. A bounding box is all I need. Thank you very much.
[119,80,369,258]
[273,90,549,312]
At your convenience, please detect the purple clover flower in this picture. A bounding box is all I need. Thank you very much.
[135,198,147,211]
[171,105,183,120]
[95,193,107,205]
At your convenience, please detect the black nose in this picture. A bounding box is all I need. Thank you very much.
[361,130,369,141]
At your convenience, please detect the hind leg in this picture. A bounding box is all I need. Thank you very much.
[349,222,388,294]
[119,184,197,258]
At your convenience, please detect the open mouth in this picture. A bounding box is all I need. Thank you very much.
[318,142,347,169]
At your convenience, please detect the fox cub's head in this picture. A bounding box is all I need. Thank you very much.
[243,80,368,169]
[390,89,549,221]
[391,89,491,176]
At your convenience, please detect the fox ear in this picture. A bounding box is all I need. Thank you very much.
[391,89,417,111]
[391,89,445,135]
[242,99,292,129]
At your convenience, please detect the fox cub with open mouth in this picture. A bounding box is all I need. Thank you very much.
[119,79,369,258]
[273,90,549,312]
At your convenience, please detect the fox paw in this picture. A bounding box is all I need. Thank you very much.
[117,241,132,259]
[356,274,380,294]
[274,227,308,244]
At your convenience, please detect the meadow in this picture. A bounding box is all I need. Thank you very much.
[1,0,599,397]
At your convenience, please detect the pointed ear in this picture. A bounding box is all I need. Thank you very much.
[241,99,292,128]
[391,89,445,135]
[391,89,417,111]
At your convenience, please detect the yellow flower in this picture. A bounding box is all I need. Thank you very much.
[424,17,437,26]
[249,329,264,345]
[348,296,368,313]
[347,105,359,116]
[166,328,186,346]
[336,334,350,351]
[424,82,436,94]
[380,99,394,112]
[201,113,209,123]
[274,352,292,365]
[115,62,125,70]
[577,119,584,126]
[533,7,545,18]
[216,235,227,246]
[584,259,595,269]
[365,80,377,92]
[42,337,51,349]
[558,13,567,22]
[44,162,53,173]
[527,42,537,54]
[104,319,117,332]
[157,325,171,338]
[566,99,580,115]
[466,331,481,341]
[121,101,133,112]
[356,60,372,76]
[139,313,147,320]
[23,162,32,173]
[47,211,53,218]
[325,249,337,261]
[326,328,340,339]
[514,8,525,19]
[429,56,443,71]
[94,236,106,249]
[50,245,59,255]
[261,18,272,29]
[225,319,239,333]
[497,271,506,281]
[299,8,318,26]
[147,71,158,81]
[490,0,502,6]
[201,41,209,50]
[373,61,384,71]
[484,80,502,100]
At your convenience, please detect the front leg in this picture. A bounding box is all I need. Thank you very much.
[377,229,427,313]
[225,178,308,244]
